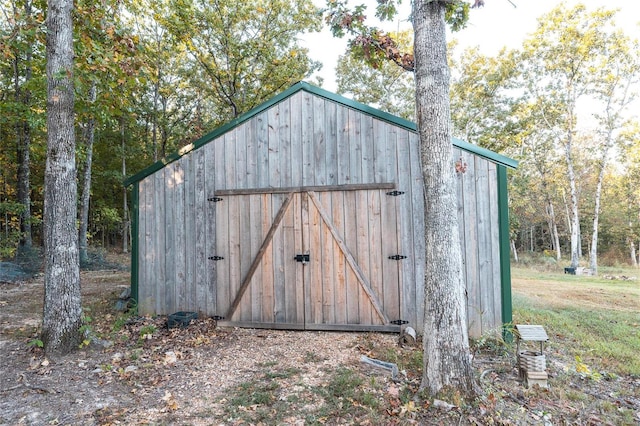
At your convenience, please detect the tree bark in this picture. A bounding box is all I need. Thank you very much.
[79,83,97,265]
[546,199,561,260]
[42,0,82,356]
[564,133,580,268]
[121,117,129,253]
[15,0,34,254]
[413,0,477,397]
[629,238,637,267]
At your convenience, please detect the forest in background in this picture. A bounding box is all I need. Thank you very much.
[1,0,639,270]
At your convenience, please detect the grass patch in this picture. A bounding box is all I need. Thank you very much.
[512,268,640,376]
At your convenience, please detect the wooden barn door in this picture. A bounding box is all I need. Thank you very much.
[214,188,402,331]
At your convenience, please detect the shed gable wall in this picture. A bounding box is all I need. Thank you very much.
[135,90,504,337]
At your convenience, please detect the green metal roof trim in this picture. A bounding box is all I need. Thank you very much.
[124,81,517,186]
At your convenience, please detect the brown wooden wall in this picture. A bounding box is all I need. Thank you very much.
[135,90,503,337]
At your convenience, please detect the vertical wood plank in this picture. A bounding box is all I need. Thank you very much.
[138,178,150,314]
[336,105,350,185]
[396,130,417,328]
[246,118,257,188]
[153,171,166,315]
[194,149,207,316]
[324,99,338,186]
[319,191,335,323]
[289,93,303,187]
[301,192,312,325]
[250,194,264,321]
[183,154,195,312]
[355,189,373,324]
[343,190,359,324]
[348,108,362,185]
[380,189,400,321]
[215,191,230,317]
[204,144,217,316]
[283,193,298,323]
[309,191,323,323]
[372,119,386,183]
[256,112,269,187]
[280,98,292,188]
[476,157,493,335]
[488,163,503,331]
[361,114,374,183]
[301,92,314,185]
[367,189,383,323]
[173,162,186,312]
[268,103,281,188]
[313,96,327,185]
[163,167,176,314]
[214,136,226,190]
[462,151,481,337]
[238,195,253,321]
[235,121,247,189]
[227,194,241,320]
[261,193,275,323]
[225,132,237,189]
[273,193,287,323]
[331,191,347,324]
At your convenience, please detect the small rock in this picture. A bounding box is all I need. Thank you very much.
[433,399,457,411]
[164,351,177,365]
[124,365,138,373]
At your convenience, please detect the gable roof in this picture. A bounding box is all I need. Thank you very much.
[124,81,517,186]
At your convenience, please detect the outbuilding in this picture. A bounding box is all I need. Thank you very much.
[124,82,517,337]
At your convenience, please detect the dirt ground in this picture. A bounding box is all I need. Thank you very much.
[1,259,639,425]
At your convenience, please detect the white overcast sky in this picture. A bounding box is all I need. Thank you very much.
[302,0,640,92]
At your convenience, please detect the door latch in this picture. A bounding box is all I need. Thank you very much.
[294,254,310,264]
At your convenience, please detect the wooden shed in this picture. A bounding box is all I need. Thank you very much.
[124,82,517,337]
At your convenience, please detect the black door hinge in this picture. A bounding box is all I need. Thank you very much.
[386,190,405,196]
[208,256,224,261]
[388,255,407,260]
[390,320,408,325]
[208,197,223,202]
[212,315,225,321]
[294,254,310,263]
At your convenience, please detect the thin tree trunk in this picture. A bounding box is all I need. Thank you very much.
[629,238,637,267]
[121,117,129,253]
[564,133,580,268]
[79,83,97,265]
[42,0,82,356]
[14,0,33,253]
[546,200,561,260]
[511,239,519,263]
[589,156,607,275]
[413,0,476,397]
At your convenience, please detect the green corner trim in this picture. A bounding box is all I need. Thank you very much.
[123,81,518,187]
[497,166,513,340]
[130,182,139,308]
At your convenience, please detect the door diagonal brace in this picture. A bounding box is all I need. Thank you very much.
[226,192,295,320]
[307,191,390,324]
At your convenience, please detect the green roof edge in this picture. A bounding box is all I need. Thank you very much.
[124,81,517,186]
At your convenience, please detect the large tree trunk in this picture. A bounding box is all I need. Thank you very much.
[79,83,97,265]
[413,0,476,397]
[42,0,82,356]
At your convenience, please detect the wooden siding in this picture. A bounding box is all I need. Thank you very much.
[135,90,504,337]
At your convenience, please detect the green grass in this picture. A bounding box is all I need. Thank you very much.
[512,268,640,376]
